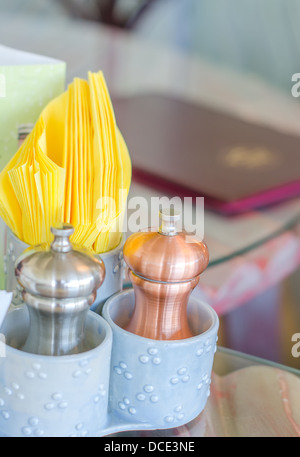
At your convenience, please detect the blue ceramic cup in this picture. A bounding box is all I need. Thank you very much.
[0,305,112,437]
[102,289,219,430]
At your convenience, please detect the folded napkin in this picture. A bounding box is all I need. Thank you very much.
[0,71,131,253]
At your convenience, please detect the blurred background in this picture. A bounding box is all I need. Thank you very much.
[1,0,300,371]
[2,0,300,94]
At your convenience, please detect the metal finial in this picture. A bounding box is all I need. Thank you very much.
[158,208,180,236]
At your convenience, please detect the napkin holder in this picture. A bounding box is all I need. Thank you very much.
[0,221,219,437]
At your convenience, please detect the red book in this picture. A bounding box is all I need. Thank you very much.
[113,94,300,214]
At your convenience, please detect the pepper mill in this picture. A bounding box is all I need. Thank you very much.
[15,224,105,356]
[123,208,209,340]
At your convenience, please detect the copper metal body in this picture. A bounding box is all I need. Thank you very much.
[123,209,209,340]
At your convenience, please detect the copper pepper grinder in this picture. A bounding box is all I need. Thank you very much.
[123,208,209,340]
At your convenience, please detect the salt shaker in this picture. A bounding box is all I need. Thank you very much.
[15,224,105,355]
[123,208,209,340]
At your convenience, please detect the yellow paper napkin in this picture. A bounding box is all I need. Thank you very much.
[0,71,131,253]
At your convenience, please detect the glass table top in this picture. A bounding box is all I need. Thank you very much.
[128,183,300,268]
[112,346,300,438]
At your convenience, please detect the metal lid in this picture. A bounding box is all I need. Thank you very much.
[15,224,105,299]
[123,209,209,283]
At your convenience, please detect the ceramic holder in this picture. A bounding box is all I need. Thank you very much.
[102,290,219,429]
[0,306,112,437]
[0,290,218,437]
[4,227,124,311]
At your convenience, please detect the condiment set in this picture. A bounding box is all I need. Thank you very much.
[0,210,219,437]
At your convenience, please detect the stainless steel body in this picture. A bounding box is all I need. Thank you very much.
[4,226,124,310]
[14,224,105,356]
